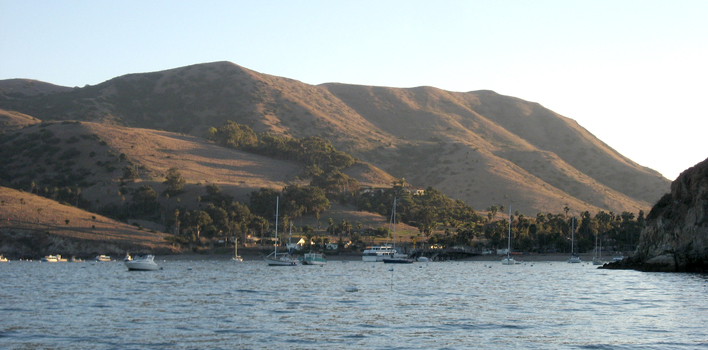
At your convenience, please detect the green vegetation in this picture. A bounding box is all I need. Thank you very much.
[163,167,186,195]
[166,183,271,247]
[0,124,119,195]
[207,121,355,170]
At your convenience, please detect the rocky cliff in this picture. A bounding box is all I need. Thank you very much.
[606,157,708,272]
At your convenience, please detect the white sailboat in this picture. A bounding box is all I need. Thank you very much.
[383,198,413,264]
[568,216,582,263]
[264,196,298,266]
[592,232,605,265]
[501,207,516,265]
[232,237,243,262]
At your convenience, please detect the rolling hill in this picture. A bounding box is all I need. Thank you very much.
[0,186,178,258]
[0,61,670,215]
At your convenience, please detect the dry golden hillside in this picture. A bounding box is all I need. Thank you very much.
[0,61,670,215]
[0,108,39,133]
[0,186,179,258]
[0,120,397,218]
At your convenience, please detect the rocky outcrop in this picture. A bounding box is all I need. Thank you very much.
[604,157,708,272]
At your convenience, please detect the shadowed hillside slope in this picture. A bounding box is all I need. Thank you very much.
[0,121,393,213]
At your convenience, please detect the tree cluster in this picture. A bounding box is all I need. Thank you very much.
[207,121,355,171]
[355,180,483,239]
[166,183,269,248]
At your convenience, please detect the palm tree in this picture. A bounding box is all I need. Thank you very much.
[489,205,498,221]
[36,208,42,228]
[341,219,352,237]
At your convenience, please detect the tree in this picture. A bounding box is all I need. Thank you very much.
[163,167,186,194]
[282,185,330,218]
[249,188,280,219]
[209,121,258,149]
[187,210,213,240]
[132,184,159,215]
[489,205,498,221]
[310,170,359,195]
[341,219,352,237]
[122,166,139,181]
[205,183,221,197]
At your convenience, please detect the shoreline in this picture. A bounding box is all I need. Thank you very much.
[159,251,625,263]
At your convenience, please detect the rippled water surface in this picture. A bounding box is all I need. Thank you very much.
[2,259,708,349]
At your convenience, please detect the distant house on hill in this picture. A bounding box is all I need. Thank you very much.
[359,186,425,196]
[359,186,388,196]
[287,237,306,251]
[408,187,425,196]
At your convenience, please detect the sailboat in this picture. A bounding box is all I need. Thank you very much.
[232,237,243,262]
[383,198,413,264]
[501,207,516,265]
[592,232,605,265]
[568,216,582,263]
[264,196,298,266]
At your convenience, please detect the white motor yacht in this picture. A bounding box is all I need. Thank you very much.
[124,254,160,271]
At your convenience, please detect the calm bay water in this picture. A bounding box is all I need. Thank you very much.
[2,259,708,350]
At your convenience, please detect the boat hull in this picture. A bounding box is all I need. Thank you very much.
[383,258,413,264]
[125,261,159,271]
[362,255,379,262]
[302,259,326,265]
[124,255,159,271]
[501,258,516,265]
[302,253,326,265]
[264,257,298,266]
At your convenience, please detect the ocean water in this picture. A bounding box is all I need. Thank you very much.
[2,259,708,350]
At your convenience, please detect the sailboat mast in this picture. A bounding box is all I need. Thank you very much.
[571,216,574,255]
[599,232,602,259]
[507,207,512,258]
[392,198,397,250]
[275,196,279,256]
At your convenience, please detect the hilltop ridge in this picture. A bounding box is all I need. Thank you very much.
[0,61,670,215]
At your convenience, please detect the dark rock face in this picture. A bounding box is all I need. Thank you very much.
[604,157,708,272]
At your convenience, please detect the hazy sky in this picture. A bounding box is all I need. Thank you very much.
[2,0,706,180]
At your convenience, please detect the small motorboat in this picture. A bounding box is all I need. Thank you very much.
[94,255,111,262]
[41,255,67,262]
[124,254,160,271]
[301,252,327,265]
